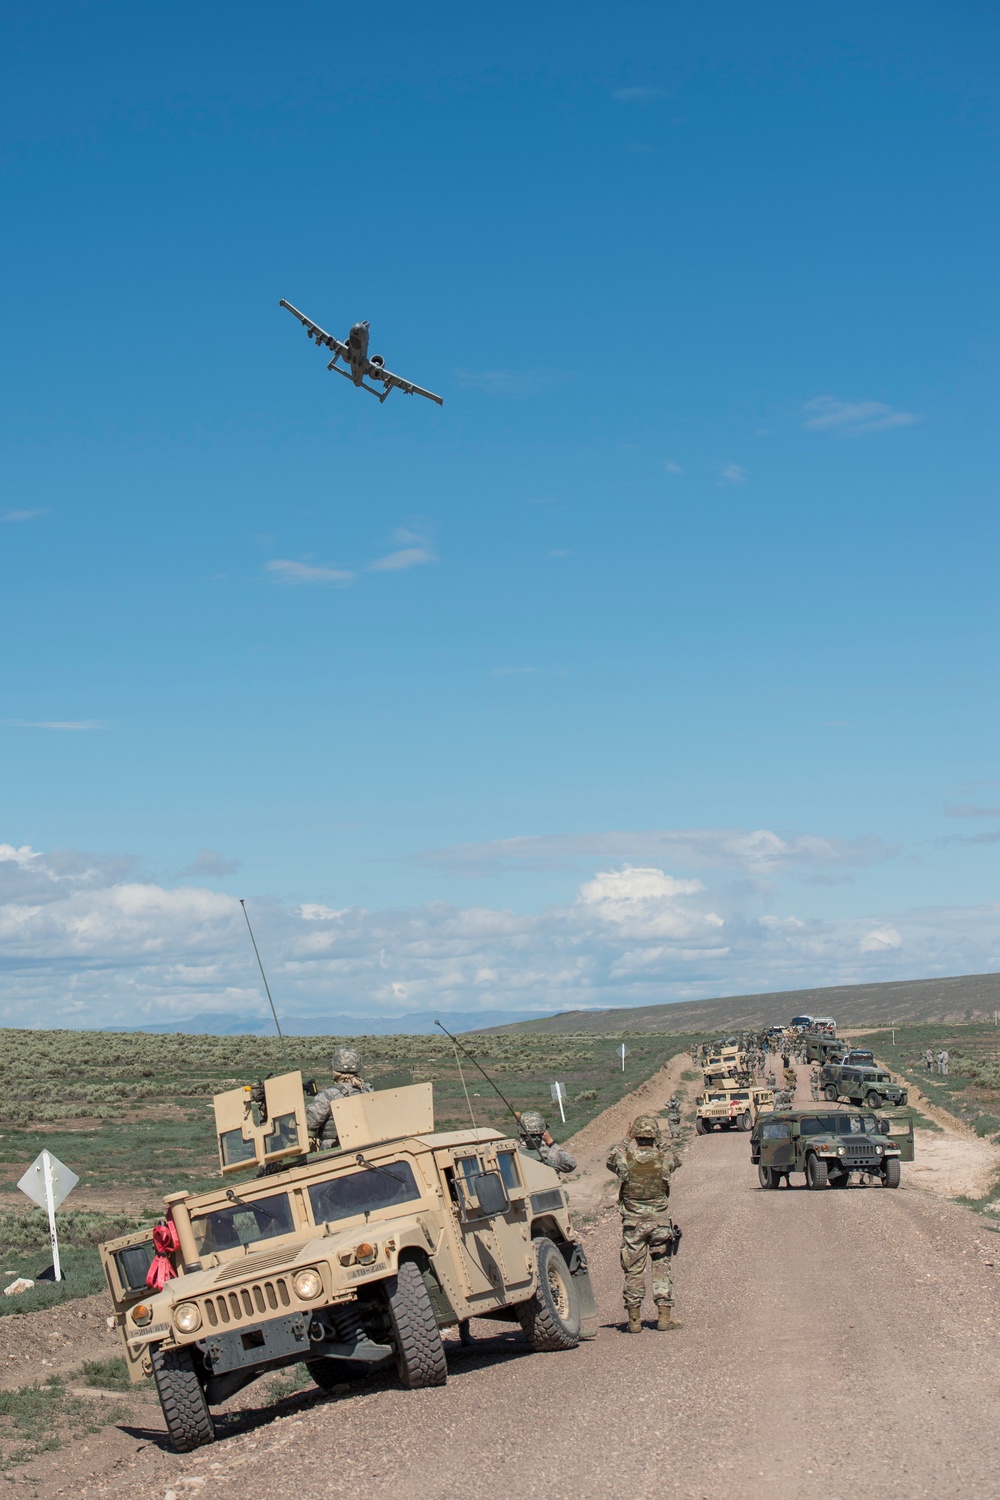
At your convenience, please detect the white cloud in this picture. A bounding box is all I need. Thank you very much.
[0,841,997,1027]
[719,463,747,485]
[612,86,665,103]
[3,509,48,522]
[454,369,574,397]
[7,720,105,731]
[802,397,920,435]
[369,547,435,572]
[860,926,902,953]
[265,560,354,585]
[178,848,241,878]
[663,460,682,474]
[418,826,896,876]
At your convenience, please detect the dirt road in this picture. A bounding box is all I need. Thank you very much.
[29,1085,1000,1500]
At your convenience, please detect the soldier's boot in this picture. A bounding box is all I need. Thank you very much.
[626,1307,642,1334]
[656,1303,681,1331]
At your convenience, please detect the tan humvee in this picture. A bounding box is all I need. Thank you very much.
[695,1083,774,1134]
[702,1048,750,1089]
[100,1074,596,1454]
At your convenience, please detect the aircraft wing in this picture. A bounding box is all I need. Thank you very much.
[279,299,349,360]
[375,364,444,407]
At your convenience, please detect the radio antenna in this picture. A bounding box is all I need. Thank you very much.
[240,899,284,1040]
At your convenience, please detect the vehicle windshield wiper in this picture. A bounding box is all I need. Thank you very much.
[225,1188,280,1223]
[355,1153,409,1189]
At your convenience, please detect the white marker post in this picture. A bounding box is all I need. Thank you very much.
[17,1150,79,1283]
[550,1081,566,1123]
[619,1043,629,1073]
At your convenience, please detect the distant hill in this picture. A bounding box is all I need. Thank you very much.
[472,972,1000,1035]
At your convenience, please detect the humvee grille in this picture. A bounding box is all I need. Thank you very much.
[215,1249,300,1283]
[202,1278,291,1327]
[841,1141,879,1164]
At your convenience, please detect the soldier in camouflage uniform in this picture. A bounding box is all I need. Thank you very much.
[517,1110,577,1174]
[783,1064,797,1096]
[665,1095,682,1140]
[606,1115,680,1333]
[305,1046,373,1149]
[810,1067,820,1101]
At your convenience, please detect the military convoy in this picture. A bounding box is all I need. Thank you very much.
[100,1074,596,1453]
[751,1108,914,1189]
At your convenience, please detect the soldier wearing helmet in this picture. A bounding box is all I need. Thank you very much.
[606,1114,681,1334]
[517,1110,577,1175]
[305,1045,373,1150]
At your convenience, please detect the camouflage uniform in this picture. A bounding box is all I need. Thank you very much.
[518,1111,577,1174]
[783,1066,797,1094]
[305,1047,373,1149]
[665,1096,682,1140]
[606,1116,680,1327]
[809,1068,820,1101]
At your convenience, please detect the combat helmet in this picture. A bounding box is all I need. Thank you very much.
[519,1109,546,1136]
[629,1114,661,1141]
[331,1045,363,1076]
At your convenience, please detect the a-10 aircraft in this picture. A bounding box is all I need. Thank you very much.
[279,300,443,407]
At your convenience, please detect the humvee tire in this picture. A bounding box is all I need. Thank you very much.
[823,1084,838,1102]
[758,1165,778,1189]
[151,1345,215,1453]
[883,1157,901,1188]
[695,1117,707,1134]
[865,1090,882,1109]
[806,1154,829,1190]
[517,1237,580,1352]
[738,1111,752,1132]
[386,1260,448,1389]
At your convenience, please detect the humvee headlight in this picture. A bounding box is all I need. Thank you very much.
[130,1303,154,1327]
[354,1242,377,1265]
[875,1144,883,1154]
[837,1146,846,1156]
[174,1302,202,1334]
[293,1269,323,1300]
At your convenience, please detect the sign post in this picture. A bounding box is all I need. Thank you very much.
[618,1043,629,1073]
[550,1081,566,1123]
[17,1151,79,1283]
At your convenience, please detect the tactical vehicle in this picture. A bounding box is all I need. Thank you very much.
[695,1085,773,1134]
[751,1109,914,1189]
[818,1063,908,1110]
[804,1035,848,1064]
[702,1049,749,1087]
[100,1075,595,1453]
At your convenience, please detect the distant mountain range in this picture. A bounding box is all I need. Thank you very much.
[472,971,1000,1034]
[93,971,1000,1038]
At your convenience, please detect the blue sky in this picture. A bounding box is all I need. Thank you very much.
[2,2,998,1028]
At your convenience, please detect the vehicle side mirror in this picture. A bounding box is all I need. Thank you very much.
[471,1171,509,1218]
[879,1119,890,1135]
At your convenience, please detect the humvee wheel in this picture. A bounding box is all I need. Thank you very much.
[151,1345,215,1453]
[739,1111,752,1132]
[758,1165,778,1189]
[865,1091,882,1109]
[695,1117,707,1135]
[883,1157,901,1188]
[823,1084,838,1102]
[806,1154,829,1190]
[386,1259,448,1389]
[517,1236,580,1352]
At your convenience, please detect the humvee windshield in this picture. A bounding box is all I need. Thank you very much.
[797,1114,881,1136]
[192,1192,295,1254]
[308,1162,421,1224]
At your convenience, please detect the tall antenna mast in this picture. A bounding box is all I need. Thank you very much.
[240,899,284,1040]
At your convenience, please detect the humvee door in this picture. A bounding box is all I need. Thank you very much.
[436,1143,533,1307]
[882,1116,915,1162]
[758,1116,795,1169]
[99,1228,159,1381]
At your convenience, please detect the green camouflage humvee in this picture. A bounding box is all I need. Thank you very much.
[751,1108,914,1190]
[99,1075,595,1453]
[818,1063,908,1110]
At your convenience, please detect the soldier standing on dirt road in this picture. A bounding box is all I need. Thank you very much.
[606,1115,681,1334]
[305,1046,373,1149]
[810,1068,820,1100]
